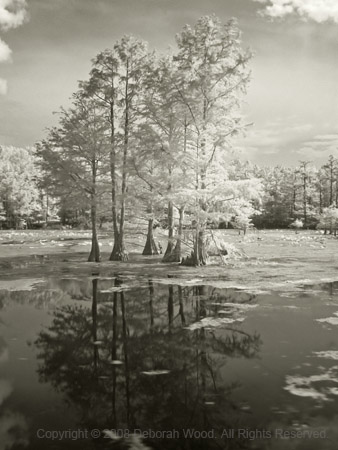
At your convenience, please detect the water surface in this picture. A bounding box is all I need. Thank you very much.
[1,274,338,449]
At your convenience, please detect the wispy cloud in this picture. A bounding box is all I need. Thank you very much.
[236,118,313,159]
[0,77,7,94]
[0,0,28,95]
[296,132,338,160]
[313,134,338,141]
[253,0,338,23]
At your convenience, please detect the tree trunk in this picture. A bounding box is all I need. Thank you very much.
[109,77,120,261]
[330,163,334,205]
[88,186,100,262]
[142,219,159,255]
[110,231,128,261]
[163,201,175,257]
[173,207,184,258]
[109,137,121,258]
[110,195,128,260]
[109,61,129,262]
[162,206,184,262]
[181,97,208,267]
[45,191,49,224]
[303,176,307,228]
[181,228,208,266]
[60,206,67,226]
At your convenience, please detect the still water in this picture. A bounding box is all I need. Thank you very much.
[1,275,338,449]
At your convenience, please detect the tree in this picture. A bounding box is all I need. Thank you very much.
[253,166,296,228]
[315,168,326,214]
[318,206,338,235]
[38,91,109,262]
[253,163,322,230]
[172,15,259,265]
[130,129,162,256]
[135,54,187,260]
[323,155,337,207]
[232,203,260,235]
[85,36,149,261]
[131,16,261,265]
[0,146,41,228]
[290,218,303,232]
[295,161,317,228]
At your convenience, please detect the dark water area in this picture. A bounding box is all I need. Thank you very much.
[1,274,338,449]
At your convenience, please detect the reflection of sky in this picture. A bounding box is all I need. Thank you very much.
[0,379,12,406]
[0,297,79,446]
[0,339,29,449]
[0,337,8,363]
[0,410,29,450]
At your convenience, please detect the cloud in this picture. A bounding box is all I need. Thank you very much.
[0,37,11,61]
[253,0,338,23]
[313,134,338,141]
[0,78,7,94]
[0,0,27,31]
[235,119,313,159]
[296,132,338,160]
[0,0,28,95]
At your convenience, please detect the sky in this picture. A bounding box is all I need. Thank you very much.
[0,0,338,166]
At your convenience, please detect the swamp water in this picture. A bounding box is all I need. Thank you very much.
[1,275,338,449]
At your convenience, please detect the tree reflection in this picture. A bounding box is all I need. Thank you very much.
[34,278,261,449]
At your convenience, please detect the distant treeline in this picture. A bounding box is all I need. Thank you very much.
[1,145,337,233]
